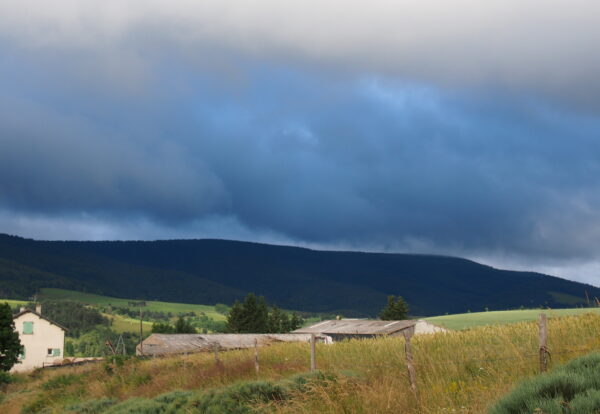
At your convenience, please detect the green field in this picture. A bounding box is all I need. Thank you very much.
[107,314,153,334]
[7,288,600,331]
[37,288,226,321]
[1,298,27,308]
[425,307,600,330]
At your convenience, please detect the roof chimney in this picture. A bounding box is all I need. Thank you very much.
[36,304,42,314]
[20,307,25,313]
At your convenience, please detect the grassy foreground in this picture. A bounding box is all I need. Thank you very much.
[490,352,600,413]
[3,312,600,413]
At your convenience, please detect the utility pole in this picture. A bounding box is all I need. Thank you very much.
[138,302,146,356]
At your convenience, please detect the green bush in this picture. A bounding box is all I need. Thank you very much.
[65,398,118,413]
[21,397,53,414]
[190,381,287,414]
[42,373,79,390]
[0,371,14,386]
[489,352,600,414]
[75,371,332,414]
[103,398,165,414]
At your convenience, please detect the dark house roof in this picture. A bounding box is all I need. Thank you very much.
[13,309,68,331]
[293,319,417,336]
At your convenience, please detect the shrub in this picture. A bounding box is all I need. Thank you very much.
[102,398,164,414]
[42,374,79,390]
[65,398,118,413]
[0,371,14,386]
[20,397,50,414]
[89,371,333,414]
[489,352,600,414]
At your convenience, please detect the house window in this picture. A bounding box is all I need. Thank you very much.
[47,348,60,357]
[23,321,34,334]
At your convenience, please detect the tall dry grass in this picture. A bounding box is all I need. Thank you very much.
[2,313,600,414]
[273,313,600,414]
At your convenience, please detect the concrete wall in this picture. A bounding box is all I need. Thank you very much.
[11,312,65,373]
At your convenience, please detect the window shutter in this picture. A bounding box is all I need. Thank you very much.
[23,321,34,334]
[52,348,61,357]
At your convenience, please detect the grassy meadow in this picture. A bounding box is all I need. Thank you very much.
[37,288,227,321]
[105,314,153,334]
[424,307,600,330]
[1,299,27,308]
[2,312,600,413]
[7,288,600,332]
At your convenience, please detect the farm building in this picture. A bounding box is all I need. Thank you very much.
[11,305,67,373]
[136,333,331,356]
[293,319,447,341]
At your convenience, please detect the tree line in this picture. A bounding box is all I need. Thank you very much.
[226,293,304,333]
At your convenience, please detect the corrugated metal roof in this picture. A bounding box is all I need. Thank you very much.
[138,333,322,356]
[293,319,416,335]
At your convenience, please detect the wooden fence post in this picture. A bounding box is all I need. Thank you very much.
[310,334,317,371]
[254,338,260,374]
[213,343,220,365]
[539,313,548,373]
[403,330,418,394]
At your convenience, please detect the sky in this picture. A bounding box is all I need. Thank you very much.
[1,1,600,285]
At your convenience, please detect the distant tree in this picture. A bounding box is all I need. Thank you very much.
[214,304,229,315]
[289,313,304,331]
[226,301,245,333]
[0,302,22,372]
[64,340,75,357]
[152,322,175,334]
[174,316,196,334]
[379,295,409,320]
[227,294,300,333]
[268,306,295,333]
[152,317,196,334]
[226,294,269,333]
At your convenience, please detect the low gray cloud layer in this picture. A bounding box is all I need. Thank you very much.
[1,2,600,284]
[2,1,600,108]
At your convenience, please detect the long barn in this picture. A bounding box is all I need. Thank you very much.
[293,319,447,341]
[136,333,330,356]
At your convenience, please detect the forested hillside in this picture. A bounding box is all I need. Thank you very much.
[0,233,598,316]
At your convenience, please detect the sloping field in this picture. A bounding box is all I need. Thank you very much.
[106,314,153,334]
[38,288,226,321]
[0,299,27,308]
[2,312,600,414]
[425,307,600,330]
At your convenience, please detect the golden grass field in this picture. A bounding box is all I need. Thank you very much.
[2,312,600,413]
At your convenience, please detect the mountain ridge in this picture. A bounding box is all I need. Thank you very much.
[0,233,597,316]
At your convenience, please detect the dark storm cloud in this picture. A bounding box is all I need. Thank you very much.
[2,1,600,283]
[2,43,600,266]
[0,88,229,221]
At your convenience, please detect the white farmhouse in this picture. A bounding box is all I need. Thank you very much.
[11,305,66,373]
